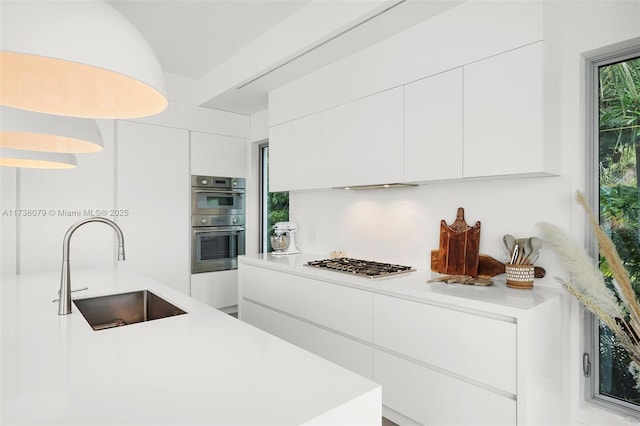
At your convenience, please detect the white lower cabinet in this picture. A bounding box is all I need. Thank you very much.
[374,294,516,394]
[240,264,373,341]
[190,270,238,309]
[374,349,516,425]
[242,300,294,342]
[291,319,374,380]
[238,258,566,425]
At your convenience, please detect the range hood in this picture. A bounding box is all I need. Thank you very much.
[333,183,418,190]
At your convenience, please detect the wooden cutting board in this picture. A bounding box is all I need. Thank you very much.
[431,249,546,279]
[437,207,481,277]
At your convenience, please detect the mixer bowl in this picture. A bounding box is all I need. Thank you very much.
[270,235,289,251]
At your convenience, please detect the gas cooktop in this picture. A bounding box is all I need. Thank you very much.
[305,257,416,279]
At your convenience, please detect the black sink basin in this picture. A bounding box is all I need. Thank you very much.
[73,290,187,331]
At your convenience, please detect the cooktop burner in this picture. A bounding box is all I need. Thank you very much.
[305,257,415,279]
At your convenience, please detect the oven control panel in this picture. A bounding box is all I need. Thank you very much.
[192,215,245,227]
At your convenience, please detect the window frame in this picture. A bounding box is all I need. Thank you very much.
[258,141,269,253]
[586,44,640,418]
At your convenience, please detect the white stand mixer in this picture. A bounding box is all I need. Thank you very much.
[271,221,300,255]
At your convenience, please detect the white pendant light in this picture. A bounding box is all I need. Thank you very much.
[0,106,103,153]
[0,148,77,169]
[0,0,168,119]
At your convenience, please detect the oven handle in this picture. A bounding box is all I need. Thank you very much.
[193,226,245,234]
[193,189,245,195]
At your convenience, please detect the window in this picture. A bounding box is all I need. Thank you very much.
[259,143,289,253]
[588,49,640,415]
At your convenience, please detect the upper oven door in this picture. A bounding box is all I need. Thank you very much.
[192,188,245,216]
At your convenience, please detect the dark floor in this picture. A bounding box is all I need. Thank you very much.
[382,417,399,426]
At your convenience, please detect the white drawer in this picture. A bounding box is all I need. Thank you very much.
[373,294,516,394]
[292,319,374,380]
[240,265,373,341]
[240,300,293,343]
[374,349,516,425]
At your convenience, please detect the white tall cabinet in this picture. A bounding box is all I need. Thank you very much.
[189,130,247,310]
[190,131,246,178]
[117,120,190,295]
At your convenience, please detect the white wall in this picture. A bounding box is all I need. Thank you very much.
[270,2,640,426]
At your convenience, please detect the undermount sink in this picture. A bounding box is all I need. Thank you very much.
[73,290,187,331]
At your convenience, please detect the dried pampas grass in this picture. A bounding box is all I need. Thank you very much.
[538,191,640,367]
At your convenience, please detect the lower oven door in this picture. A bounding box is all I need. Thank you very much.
[192,226,246,273]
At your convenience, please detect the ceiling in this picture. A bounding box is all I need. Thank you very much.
[107,0,463,116]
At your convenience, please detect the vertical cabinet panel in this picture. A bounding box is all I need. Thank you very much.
[268,122,294,192]
[117,121,190,295]
[323,101,359,188]
[190,131,246,178]
[464,42,544,177]
[357,87,404,185]
[292,113,324,190]
[404,68,463,182]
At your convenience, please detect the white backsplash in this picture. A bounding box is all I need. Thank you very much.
[289,175,572,286]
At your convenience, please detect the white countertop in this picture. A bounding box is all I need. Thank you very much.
[240,252,564,317]
[1,268,380,425]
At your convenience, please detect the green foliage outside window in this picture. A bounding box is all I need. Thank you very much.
[598,57,640,405]
[267,191,289,236]
[262,145,289,252]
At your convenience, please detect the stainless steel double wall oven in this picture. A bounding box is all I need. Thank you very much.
[191,176,246,273]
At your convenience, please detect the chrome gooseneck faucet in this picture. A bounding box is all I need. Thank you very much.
[59,216,126,315]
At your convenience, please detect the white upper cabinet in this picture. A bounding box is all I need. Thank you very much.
[404,68,463,182]
[268,42,558,191]
[463,42,558,177]
[268,121,294,192]
[292,113,324,190]
[323,101,359,188]
[190,131,246,178]
[357,87,404,185]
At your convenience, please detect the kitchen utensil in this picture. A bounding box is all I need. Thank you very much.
[524,237,533,260]
[503,234,516,254]
[523,237,542,264]
[510,243,520,264]
[430,250,546,278]
[437,207,481,276]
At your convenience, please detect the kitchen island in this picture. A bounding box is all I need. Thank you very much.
[1,268,381,425]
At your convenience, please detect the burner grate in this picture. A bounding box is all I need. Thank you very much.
[305,257,415,279]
